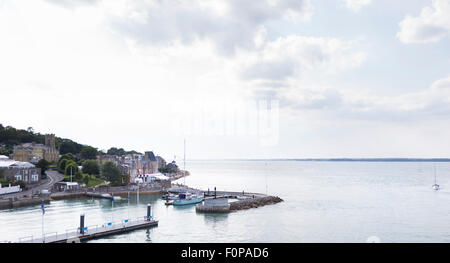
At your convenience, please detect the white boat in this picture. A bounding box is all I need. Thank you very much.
[162,193,179,200]
[432,164,440,191]
[0,183,21,195]
[111,195,127,201]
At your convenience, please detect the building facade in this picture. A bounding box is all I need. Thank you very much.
[0,159,41,184]
[13,134,59,163]
[144,151,158,174]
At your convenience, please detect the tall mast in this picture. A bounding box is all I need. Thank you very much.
[183,138,186,186]
[434,164,437,184]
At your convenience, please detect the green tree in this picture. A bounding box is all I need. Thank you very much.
[83,175,90,186]
[36,159,50,175]
[80,146,98,160]
[106,147,126,156]
[82,160,100,175]
[101,161,121,184]
[58,140,82,155]
[58,158,68,173]
[14,180,26,190]
[60,153,76,161]
[74,170,83,181]
[57,153,76,173]
[64,161,79,176]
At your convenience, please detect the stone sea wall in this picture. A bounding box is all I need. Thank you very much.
[229,196,283,211]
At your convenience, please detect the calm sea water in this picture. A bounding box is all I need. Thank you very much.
[1,161,450,243]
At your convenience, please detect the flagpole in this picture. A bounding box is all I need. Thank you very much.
[41,200,45,243]
[42,212,44,243]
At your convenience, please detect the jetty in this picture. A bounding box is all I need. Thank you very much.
[16,204,158,243]
[165,187,284,213]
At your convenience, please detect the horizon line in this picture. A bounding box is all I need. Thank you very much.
[185,158,450,162]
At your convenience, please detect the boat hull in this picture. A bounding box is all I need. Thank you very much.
[173,197,204,206]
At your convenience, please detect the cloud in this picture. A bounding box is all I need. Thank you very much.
[43,0,313,55]
[397,0,450,43]
[344,0,372,12]
[279,75,450,122]
[240,36,366,81]
[44,0,100,9]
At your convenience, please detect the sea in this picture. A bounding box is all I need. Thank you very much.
[1,160,450,243]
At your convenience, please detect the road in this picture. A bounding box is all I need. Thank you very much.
[1,170,64,199]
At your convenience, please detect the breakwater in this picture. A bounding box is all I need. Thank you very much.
[229,196,283,211]
[166,187,284,213]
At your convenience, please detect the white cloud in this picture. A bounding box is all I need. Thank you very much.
[2,0,450,158]
[344,0,372,12]
[43,0,313,55]
[278,75,450,122]
[234,35,366,114]
[397,0,450,43]
[239,36,366,81]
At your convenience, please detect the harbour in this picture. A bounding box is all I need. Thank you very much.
[17,204,158,243]
[2,160,450,243]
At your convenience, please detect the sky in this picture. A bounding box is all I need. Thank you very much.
[1,0,450,160]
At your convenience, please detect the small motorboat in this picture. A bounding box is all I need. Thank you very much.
[111,196,127,201]
[162,193,179,200]
[173,193,204,206]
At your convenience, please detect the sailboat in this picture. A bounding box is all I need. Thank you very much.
[173,139,204,206]
[432,164,440,191]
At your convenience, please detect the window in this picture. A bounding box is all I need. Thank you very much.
[15,175,22,181]
[32,174,38,182]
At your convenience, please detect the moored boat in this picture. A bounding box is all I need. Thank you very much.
[173,193,204,206]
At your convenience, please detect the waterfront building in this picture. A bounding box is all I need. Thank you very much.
[144,151,158,174]
[97,155,120,165]
[54,182,79,191]
[12,134,59,163]
[135,172,170,183]
[156,155,166,168]
[0,160,41,184]
[99,151,164,184]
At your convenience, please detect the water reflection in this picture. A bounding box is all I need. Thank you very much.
[172,205,196,211]
[202,213,229,225]
[145,229,152,242]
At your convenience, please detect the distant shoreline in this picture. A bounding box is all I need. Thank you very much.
[187,158,450,162]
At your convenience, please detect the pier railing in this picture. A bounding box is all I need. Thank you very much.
[16,216,154,243]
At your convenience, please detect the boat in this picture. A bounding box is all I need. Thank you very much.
[162,193,179,200]
[236,195,250,200]
[432,164,440,191]
[173,193,204,206]
[0,183,21,195]
[111,195,127,201]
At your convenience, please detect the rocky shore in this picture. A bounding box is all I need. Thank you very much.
[229,196,284,211]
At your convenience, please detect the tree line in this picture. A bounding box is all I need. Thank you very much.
[0,123,141,159]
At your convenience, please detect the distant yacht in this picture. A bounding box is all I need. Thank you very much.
[432,164,440,191]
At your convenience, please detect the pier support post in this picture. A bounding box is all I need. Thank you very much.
[80,214,85,234]
[214,187,216,199]
[147,204,151,221]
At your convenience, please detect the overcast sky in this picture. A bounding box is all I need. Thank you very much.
[1,0,450,160]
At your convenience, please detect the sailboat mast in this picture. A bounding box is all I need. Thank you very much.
[434,164,437,184]
[183,138,186,186]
